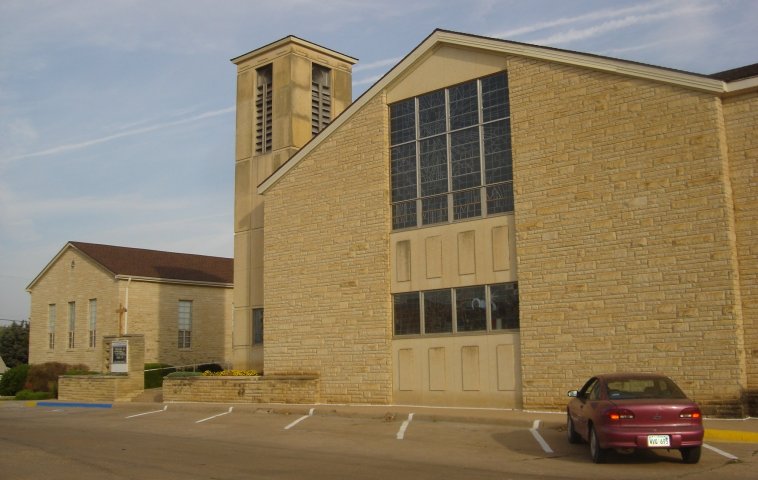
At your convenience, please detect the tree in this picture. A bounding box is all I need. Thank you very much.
[0,322,29,368]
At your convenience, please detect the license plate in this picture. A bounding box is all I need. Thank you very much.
[647,435,670,447]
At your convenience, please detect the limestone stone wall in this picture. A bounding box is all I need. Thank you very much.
[121,281,232,367]
[263,93,392,404]
[58,334,145,402]
[28,249,120,370]
[58,375,143,402]
[509,56,747,415]
[723,91,758,414]
[163,375,319,403]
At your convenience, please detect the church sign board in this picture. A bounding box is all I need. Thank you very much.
[110,340,128,373]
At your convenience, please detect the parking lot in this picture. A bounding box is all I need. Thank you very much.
[0,401,755,479]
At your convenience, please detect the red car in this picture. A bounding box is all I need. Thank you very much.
[566,373,704,464]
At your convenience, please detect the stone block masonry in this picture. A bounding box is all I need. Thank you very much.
[163,376,319,404]
[263,94,392,405]
[509,56,749,415]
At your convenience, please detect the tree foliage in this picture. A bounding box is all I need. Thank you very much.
[0,322,29,368]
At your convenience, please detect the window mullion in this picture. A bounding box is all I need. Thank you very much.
[419,291,426,335]
[485,285,492,332]
[451,288,458,334]
[478,80,487,218]
[414,97,422,228]
[445,88,453,223]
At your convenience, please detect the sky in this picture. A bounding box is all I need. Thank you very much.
[0,0,756,323]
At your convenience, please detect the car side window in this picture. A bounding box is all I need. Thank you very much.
[580,378,598,399]
[588,380,603,400]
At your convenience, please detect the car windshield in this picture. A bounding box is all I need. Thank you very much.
[606,377,687,400]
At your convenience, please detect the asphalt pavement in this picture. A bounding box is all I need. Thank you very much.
[21,397,758,444]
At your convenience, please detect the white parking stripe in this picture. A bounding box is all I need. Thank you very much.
[196,407,234,424]
[396,413,414,440]
[530,420,554,454]
[126,405,168,418]
[703,443,739,460]
[284,408,315,430]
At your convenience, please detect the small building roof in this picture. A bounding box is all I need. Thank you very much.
[709,63,758,82]
[27,242,233,290]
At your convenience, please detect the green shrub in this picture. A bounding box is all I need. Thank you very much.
[25,362,88,394]
[0,364,30,396]
[166,371,203,378]
[144,363,175,389]
[15,389,55,400]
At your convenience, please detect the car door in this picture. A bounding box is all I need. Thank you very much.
[573,377,600,438]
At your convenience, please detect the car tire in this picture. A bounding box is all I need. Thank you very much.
[680,446,701,464]
[589,426,608,464]
[567,414,581,444]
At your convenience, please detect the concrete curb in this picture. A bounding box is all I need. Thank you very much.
[705,428,758,444]
[28,400,112,409]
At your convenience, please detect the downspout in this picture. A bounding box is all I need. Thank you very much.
[124,277,132,334]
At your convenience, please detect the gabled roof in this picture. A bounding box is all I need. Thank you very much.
[258,29,758,194]
[27,242,233,290]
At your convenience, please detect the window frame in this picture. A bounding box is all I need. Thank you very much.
[68,301,76,349]
[178,300,193,349]
[252,308,264,346]
[392,282,519,337]
[88,299,97,348]
[48,304,56,350]
[390,73,513,231]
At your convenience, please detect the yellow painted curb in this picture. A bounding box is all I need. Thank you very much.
[705,429,758,443]
[24,401,38,407]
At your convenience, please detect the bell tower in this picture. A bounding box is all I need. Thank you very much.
[231,37,356,369]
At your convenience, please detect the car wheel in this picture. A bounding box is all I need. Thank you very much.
[589,426,608,464]
[567,414,581,444]
[680,446,701,464]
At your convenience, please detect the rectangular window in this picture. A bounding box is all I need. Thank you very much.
[255,64,273,154]
[48,304,56,349]
[68,301,76,349]
[88,299,97,348]
[178,300,192,349]
[393,282,519,336]
[311,64,332,136]
[252,308,264,345]
[456,286,486,332]
[490,283,519,330]
[389,73,513,230]
[424,289,453,334]
[393,293,420,335]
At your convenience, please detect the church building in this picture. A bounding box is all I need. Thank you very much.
[27,241,233,371]
[231,30,757,415]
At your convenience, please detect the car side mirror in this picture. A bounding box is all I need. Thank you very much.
[567,390,579,398]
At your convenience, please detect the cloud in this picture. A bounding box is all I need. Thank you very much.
[2,106,234,165]
[354,74,386,87]
[528,3,717,46]
[489,0,679,39]
[353,57,403,73]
